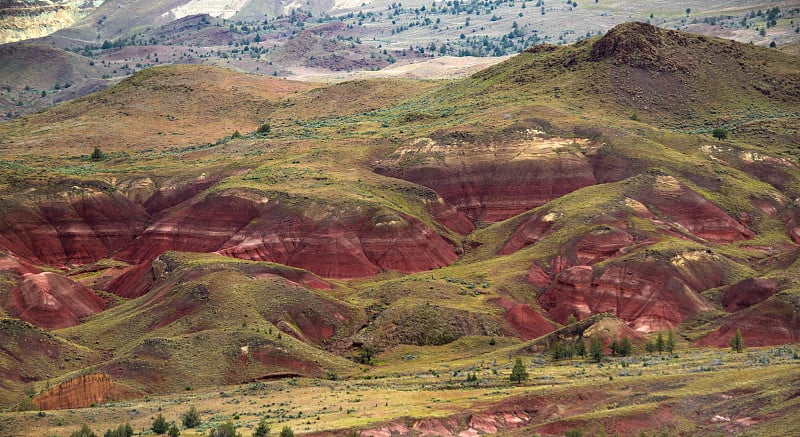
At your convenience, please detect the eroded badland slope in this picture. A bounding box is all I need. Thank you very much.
[0,22,799,436]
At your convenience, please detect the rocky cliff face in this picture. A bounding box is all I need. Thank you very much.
[32,373,139,410]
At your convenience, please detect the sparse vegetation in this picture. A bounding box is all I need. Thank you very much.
[71,424,97,437]
[208,421,241,437]
[1,14,800,437]
[103,423,133,437]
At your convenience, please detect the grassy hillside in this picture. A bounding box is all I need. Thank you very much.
[0,22,799,436]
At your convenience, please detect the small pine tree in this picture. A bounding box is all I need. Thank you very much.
[208,421,241,437]
[618,336,633,357]
[509,357,529,383]
[575,338,587,357]
[358,345,375,365]
[71,424,97,437]
[590,337,604,363]
[279,425,295,437]
[656,332,665,355]
[182,406,201,428]
[103,423,134,437]
[730,328,745,353]
[609,335,619,356]
[665,330,675,353]
[253,420,270,437]
[551,341,565,361]
[712,127,728,140]
[91,146,104,161]
[167,423,180,437]
[152,414,168,434]
[566,314,578,325]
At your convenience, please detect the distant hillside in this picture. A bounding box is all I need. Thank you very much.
[2,1,799,119]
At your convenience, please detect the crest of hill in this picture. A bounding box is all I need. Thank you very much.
[276,29,388,71]
[472,22,800,126]
[0,64,317,153]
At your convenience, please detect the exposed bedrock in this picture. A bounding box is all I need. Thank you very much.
[503,174,753,260]
[32,373,140,410]
[505,304,558,340]
[634,175,753,243]
[4,272,105,329]
[0,190,148,267]
[538,251,720,332]
[784,207,800,244]
[373,136,597,223]
[118,191,457,278]
[696,296,800,347]
[720,277,779,313]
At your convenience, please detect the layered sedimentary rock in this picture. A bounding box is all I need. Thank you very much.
[721,278,779,312]
[696,296,800,347]
[116,190,456,279]
[500,211,557,255]
[784,207,800,244]
[374,135,597,223]
[504,303,557,340]
[573,228,635,265]
[538,251,719,332]
[115,190,262,263]
[6,272,106,328]
[0,189,148,267]
[32,373,139,410]
[634,175,753,243]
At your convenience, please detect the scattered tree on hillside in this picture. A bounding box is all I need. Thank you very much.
[730,328,745,353]
[280,425,295,437]
[665,330,675,353]
[510,357,529,383]
[103,423,134,437]
[712,127,728,140]
[152,414,168,434]
[182,406,201,428]
[618,336,633,357]
[656,332,665,355]
[71,424,97,437]
[358,344,375,365]
[552,341,565,361]
[91,146,104,161]
[253,420,270,437]
[590,337,604,363]
[167,423,180,437]
[575,338,587,357]
[208,421,241,437]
